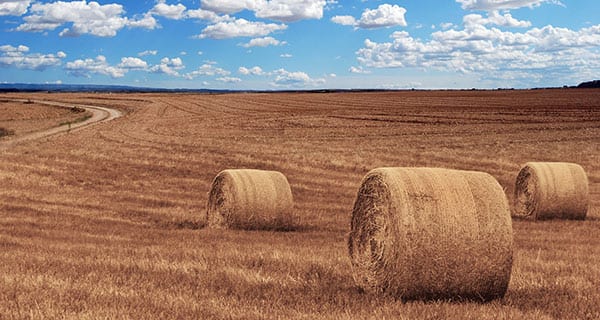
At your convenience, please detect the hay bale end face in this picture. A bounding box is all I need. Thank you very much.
[348,167,513,301]
[206,169,294,230]
[514,162,589,220]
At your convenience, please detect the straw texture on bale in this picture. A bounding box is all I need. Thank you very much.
[348,167,513,301]
[207,169,294,229]
[513,162,589,220]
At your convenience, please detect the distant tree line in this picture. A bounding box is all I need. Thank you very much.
[577,80,600,88]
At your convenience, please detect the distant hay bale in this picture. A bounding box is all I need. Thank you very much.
[513,162,589,220]
[206,169,294,230]
[348,167,513,301]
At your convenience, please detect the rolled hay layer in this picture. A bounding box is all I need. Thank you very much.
[513,162,589,220]
[207,169,294,229]
[348,167,513,301]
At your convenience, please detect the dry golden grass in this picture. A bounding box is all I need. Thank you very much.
[0,89,599,319]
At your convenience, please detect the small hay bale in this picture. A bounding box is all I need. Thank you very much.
[513,162,589,220]
[206,169,294,230]
[348,167,513,301]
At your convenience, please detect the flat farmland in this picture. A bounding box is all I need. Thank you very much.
[0,99,91,137]
[0,89,599,319]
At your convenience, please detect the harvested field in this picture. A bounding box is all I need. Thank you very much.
[0,99,91,136]
[0,89,599,318]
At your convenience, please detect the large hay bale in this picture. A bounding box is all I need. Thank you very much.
[513,162,589,220]
[206,169,294,229]
[348,167,513,301]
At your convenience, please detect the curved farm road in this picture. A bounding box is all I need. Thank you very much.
[0,99,123,149]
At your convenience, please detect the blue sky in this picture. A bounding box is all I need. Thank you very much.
[1,0,599,89]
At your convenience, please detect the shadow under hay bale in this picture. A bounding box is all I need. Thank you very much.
[348,167,513,302]
[513,162,589,220]
[206,169,295,230]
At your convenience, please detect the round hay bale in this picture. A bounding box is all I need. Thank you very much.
[348,167,513,301]
[513,162,589,220]
[206,169,294,230]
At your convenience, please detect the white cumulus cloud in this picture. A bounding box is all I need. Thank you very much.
[357,4,407,29]
[184,63,230,79]
[150,0,186,20]
[65,55,126,78]
[0,44,65,70]
[127,13,158,29]
[150,57,185,77]
[355,18,600,86]
[201,0,327,22]
[186,8,231,23]
[271,68,325,87]
[456,0,563,11]
[0,0,31,16]
[240,36,286,48]
[198,18,287,39]
[349,66,371,74]
[118,57,148,70]
[254,0,327,22]
[332,4,407,29]
[217,76,242,83]
[464,11,531,28]
[239,66,264,75]
[235,65,325,87]
[63,54,233,80]
[331,15,356,26]
[200,0,259,14]
[15,1,157,37]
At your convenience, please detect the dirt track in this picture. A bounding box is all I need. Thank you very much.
[0,99,122,149]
